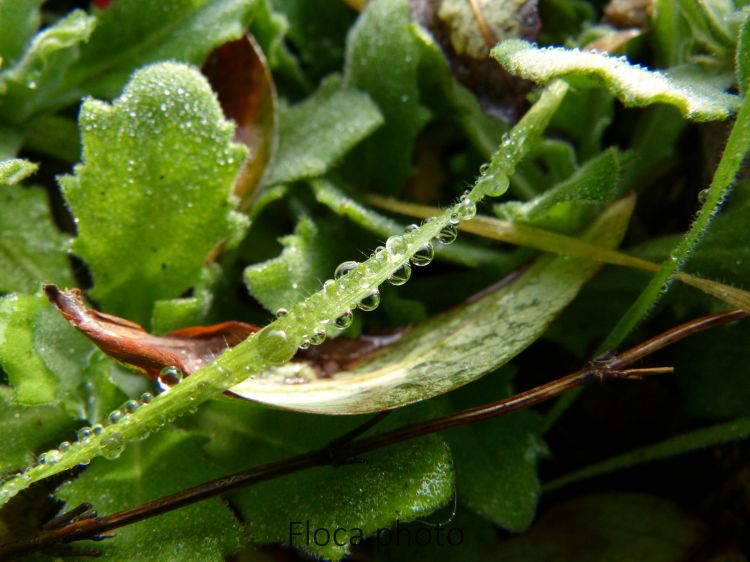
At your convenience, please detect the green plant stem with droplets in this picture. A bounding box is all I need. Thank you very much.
[0,80,570,506]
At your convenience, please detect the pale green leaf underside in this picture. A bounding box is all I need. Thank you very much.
[229,196,634,413]
[0,158,37,185]
[492,39,741,121]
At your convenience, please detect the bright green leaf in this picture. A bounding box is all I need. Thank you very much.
[0,10,96,122]
[492,39,741,121]
[0,292,126,420]
[59,62,247,325]
[0,183,73,294]
[151,263,222,335]
[265,77,383,185]
[191,400,453,561]
[344,0,430,192]
[0,158,37,185]
[230,196,633,413]
[496,148,622,234]
[736,11,750,95]
[0,0,42,65]
[55,429,244,561]
[0,386,74,474]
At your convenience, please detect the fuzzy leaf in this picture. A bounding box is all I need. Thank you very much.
[0,158,37,185]
[0,387,74,474]
[62,0,258,102]
[0,184,73,294]
[230,196,634,413]
[0,10,96,121]
[344,0,430,192]
[55,429,244,561]
[190,400,453,561]
[59,62,247,325]
[492,39,741,121]
[265,77,383,185]
[0,293,126,420]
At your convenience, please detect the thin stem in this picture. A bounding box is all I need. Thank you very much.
[2,308,745,558]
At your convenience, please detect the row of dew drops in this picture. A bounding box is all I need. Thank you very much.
[1,170,508,500]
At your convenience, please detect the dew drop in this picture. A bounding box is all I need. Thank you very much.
[456,198,476,220]
[698,188,710,205]
[58,441,71,453]
[158,366,183,391]
[92,424,104,436]
[299,337,311,350]
[256,329,296,365]
[388,262,412,285]
[335,261,359,279]
[335,310,354,329]
[479,163,490,174]
[485,172,510,197]
[140,392,154,404]
[310,330,326,346]
[385,235,408,261]
[21,468,31,482]
[100,434,125,460]
[404,224,419,234]
[275,308,289,318]
[108,410,125,425]
[358,289,380,311]
[39,449,61,465]
[77,427,92,442]
[449,213,460,225]
[437,224,458,245]
[124,400,140,414]
[411,243,434,266]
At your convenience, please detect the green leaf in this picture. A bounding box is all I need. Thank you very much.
[59,62,247,325]
[55,428,244,561]
[244,216,346,313]
[0,10,96,122]
[491,493,706,562]
[0,158,37,185]
[230,196,633,413]
[492,39,741,121]
[0,293,126,420]
[0,386,74,474]
[0,183,74,294]
[496,148,622,234]
[190,400,453,561]
[62,0,257,102]
[151,264,222,335]
[442,371,547,532]
[344,0,430,192]
[265,77,383,185]
[0,0,42,65]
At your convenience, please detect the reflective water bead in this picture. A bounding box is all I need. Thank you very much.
[299,337,311,350]
[92,424,104,436]
[256,329,296,365]
[357,289,380,311]
[449,213,460,225]
[58,441,71,453]
[124,400,140,414]
[77,427,93,442]
[275,308,289,318]
[456,198,476,220]
[21,468,32,482]
[108,410,125,425]
[485,172,509,197]
[698,188,710,205]
[437,224,458,245]
[385,235,408,261]
[140,392,154,404]
[334,260,359,279]
[388,262,412,285]
[100,434,125,460]
[404,224,419,234]
[334,310,354,329]
[411,243,434,266]
[39,450,61,465]
[158,366,183,390]
[310,330,326,346]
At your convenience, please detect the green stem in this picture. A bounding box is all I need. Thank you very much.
[0,81,570,506]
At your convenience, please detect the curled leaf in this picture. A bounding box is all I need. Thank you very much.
[202,34,278,209]
[492,39,741,121]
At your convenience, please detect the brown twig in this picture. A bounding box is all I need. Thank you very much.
[1,308,747,558]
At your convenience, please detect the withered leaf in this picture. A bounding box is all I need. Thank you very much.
[44,285,400,382]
